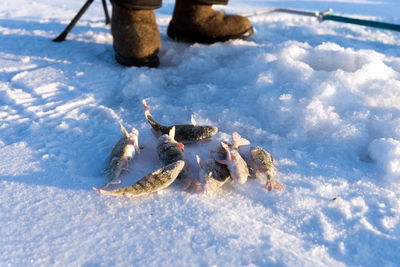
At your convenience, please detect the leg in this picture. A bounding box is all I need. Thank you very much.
[111,0,162,67]
[167,0,254,44]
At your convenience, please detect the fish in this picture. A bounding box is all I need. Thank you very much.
[103,123,140,185]
[235,133,284,191]
[94,160,185,197]
[142,99,218,142]
[215,132,250,184]
[196,154,231,195]
[156,126,191,188]
[247,146,284,191]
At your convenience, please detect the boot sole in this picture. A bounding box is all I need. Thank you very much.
[115,49,160,68]
[167,23,254,44]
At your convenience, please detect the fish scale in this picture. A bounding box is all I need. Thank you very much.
[156,127,191,188]
[142,99,218,142]
[197,154,231,195]
[97,160,185,197]
[104,124,140,185]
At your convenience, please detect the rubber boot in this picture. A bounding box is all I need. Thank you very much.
[111,2,161,67]
[167,0,253,44]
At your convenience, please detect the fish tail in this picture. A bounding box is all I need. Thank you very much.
[141,99,150,110]
[143,102,163,131]
[265,180,285,191]
[232,132,250,148]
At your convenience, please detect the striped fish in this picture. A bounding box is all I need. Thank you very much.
[196,154,231,195]
[156,126,191,189]
[95,160,185,197]
[215,132,250,184]
[142,99,218,142]
[240,145,284,191]
[104,124,140,185]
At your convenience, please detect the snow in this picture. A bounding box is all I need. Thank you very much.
[1,0,400,266]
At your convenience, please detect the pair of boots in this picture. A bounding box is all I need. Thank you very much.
[112,0,254,67]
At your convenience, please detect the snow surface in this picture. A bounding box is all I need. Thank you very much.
[1,0,400,266]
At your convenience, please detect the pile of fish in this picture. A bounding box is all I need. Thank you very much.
[93,100,284,198]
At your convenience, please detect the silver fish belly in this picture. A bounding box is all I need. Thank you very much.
[217,141,249,184]
[104,124,140,183]
[96,160,185,197]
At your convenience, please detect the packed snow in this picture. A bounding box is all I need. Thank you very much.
[1,0,400,266]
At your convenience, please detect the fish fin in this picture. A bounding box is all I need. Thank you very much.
[142,99,150,110]
[232,132,250,148]
[196,155,202,169]
[190,181,203,193]
[220,142,233,161]
[122,161,129,171]
[169,126,176,140]
[191,115,197,125]
[220,142,229,151]
[108,179,122,185]
[119,123,129,138]
[216,159,229,165]
[226,149,232,161]
[142,99,159,127]
[180,178,193,191]
[265,181,285,191]
[94,188,114,195]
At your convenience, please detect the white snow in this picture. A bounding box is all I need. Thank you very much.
[1,0,400,266]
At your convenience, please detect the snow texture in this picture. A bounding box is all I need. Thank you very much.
[1,0,400,266]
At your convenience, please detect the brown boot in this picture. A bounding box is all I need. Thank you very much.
[111,2,161,67]
[167,1,253,44]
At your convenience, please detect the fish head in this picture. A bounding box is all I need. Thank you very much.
[207,126,218,137]
[158,134,172,144]
[177,142,184,152]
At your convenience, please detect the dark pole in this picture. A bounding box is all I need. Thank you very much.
[53,0,95,42]
[102,0,111,24]
[321,14,400,32]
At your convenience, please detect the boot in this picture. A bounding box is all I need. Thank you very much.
[111,2,161,67]
[167,0,253,44]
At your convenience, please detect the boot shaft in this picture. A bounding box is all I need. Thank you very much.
[111,2,161,67]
